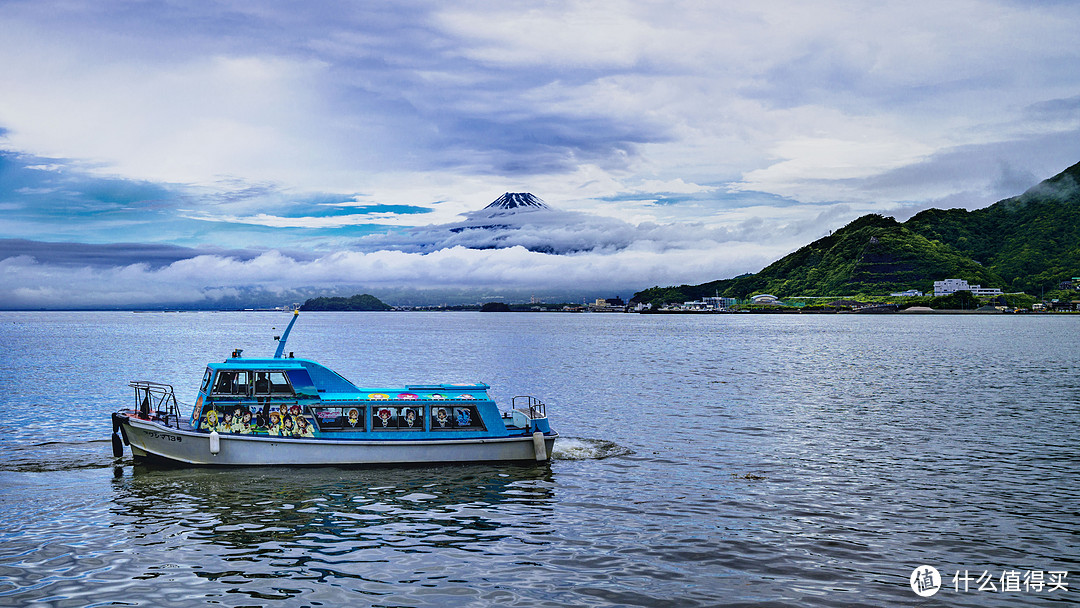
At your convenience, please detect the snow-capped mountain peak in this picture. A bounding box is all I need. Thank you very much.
[483,192,549,213]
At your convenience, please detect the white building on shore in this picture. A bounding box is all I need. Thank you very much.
[933,279,1002,297]
[703,296,738,310]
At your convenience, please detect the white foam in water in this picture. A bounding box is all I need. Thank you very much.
[550,437,633,460]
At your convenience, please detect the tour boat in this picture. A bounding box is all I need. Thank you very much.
[111,311,557,465]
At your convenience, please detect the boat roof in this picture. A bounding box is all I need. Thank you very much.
[209,357,308,371]
[206,356,491,400]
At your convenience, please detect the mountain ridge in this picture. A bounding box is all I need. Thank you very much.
[633,160,1080,304]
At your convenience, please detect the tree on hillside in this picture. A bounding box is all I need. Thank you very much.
[300,294,392,311]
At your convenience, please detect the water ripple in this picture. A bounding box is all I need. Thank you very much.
[1,313,1078,606]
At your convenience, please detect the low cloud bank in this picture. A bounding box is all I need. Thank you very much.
[360,206,732,254]
[0,243,783,309]
[358,196,856,256]
[1,197,868,309]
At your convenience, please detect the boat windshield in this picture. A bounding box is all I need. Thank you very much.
[211,370,296,398]
[253,371,295,397]
[212,371,249,396]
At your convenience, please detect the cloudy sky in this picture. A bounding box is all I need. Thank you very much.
[2,1,1079,308]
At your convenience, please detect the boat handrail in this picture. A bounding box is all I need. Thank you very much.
[511,395,547,419]
[129,380,182,429]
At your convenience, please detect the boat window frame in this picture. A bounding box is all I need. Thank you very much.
[397,405,425,431]
[367,404,427,431]
[429,403,487,431]
[209,368,299,399]
[210,370,251,397]
[252,370,296,398]
[311,405,366,431]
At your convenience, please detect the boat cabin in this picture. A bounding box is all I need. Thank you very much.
[188,354,548,439]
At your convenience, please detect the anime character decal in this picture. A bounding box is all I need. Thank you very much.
[432,407,452,428]
[429,406,480,430]
[455,408,472,427]
[231,407,251,434]
[401,407,421,428]
[295,415,315,438]
[267,410,283,436]
[374,407,394,428]
[191,395,204,427]
[203,409,221,431]
[199,403,316,438]
[197,399,486,437]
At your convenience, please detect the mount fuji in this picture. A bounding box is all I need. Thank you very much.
[362,192,650,255]
[481,192,550,215]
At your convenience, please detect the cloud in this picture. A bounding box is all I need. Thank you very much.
[0,191,863,309]
[0,239,267,270]
[3,1,1075,196]
[355,193,840,257]
[185,203,435,229]
[0,243,788,309]
[2,1,1080,307]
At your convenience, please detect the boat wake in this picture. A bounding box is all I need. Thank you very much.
[550,437,633,460]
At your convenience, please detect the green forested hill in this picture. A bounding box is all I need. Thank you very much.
[634,161,1080,304]
[300,294,392,311]
[904,161,1080,294]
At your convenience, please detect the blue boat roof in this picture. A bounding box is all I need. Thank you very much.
[207,356,490,400]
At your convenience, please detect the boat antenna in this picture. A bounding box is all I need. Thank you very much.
[274,310,300,358]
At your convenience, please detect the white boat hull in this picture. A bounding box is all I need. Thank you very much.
[121,417,557,466]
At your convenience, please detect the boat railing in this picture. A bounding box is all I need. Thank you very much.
[511,395,547,419]
[129,381,182,428]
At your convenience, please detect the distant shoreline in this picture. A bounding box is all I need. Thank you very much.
[2,307,1077,315]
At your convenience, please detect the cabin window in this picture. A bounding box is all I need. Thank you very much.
[453,406,482,429]
[370,405,424,430]
[312,406,365,431]
[397,406,423,430]
[212,371,250,396]
[371,406,396,429]
[431,406,453,429]
[252,371,295,397]
[430,405,485,430]
[269,372,293,395]
[200,368,213,393]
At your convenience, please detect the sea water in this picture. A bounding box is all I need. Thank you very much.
[0,311,1077,606]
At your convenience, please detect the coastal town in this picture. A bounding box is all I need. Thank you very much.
[634,277,1080,314]
[291,276,1080,315]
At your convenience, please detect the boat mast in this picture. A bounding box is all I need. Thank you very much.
[274,310,300,358]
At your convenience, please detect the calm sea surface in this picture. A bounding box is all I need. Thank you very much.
[0,311,1077,607]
